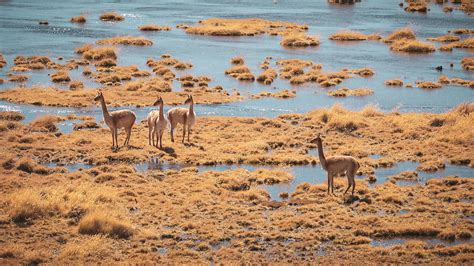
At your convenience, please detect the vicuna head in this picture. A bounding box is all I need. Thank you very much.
[184,95,193,105]
[311,133,323,144]
[153,96,163,106]
[94,91,104,101]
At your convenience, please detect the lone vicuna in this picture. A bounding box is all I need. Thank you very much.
[167,95,196,143]
[94,91,136,149]
[312,134,360,195]
[147,96,167,149]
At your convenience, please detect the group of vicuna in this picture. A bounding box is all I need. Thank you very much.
[94,91,359,195]
[94,91,196,150]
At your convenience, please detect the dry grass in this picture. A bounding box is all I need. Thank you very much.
[99,12,124,21]
[70,15,86,23]
[404,1,429,12]
[385,79,404,86]
[351,67,375,77]
[383,27,416,43]
[390,39,436,53]
[82,46,117,60]
[8,74,28,83]
[74,44,93,54]
[50,71,70,83]
[329,30,381,41]
[251,89,296,99]
[328,87,374,97]
[96,36,153,46]
[427,35,460,42]
[0,52,6,68]
[230,56,244,65]
[0,111,24,121]
[438,76,474,88]
[439,37,474,51]
[184,18,308,37]
[461,57,474,71]
[139,24,171,31]
[78,211,133,239]
[416,81,443,89]
[448,28,474,34]
[225,65,255,81]
[281,33,319,47]
[69,80,84,90]
[257,68,278,85]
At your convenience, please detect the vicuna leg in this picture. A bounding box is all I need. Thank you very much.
[148,121,152,146]
[124,128,130,146]
[327,173,331,195]
[331,174,335,194]
[169,117,174,142]
[114,128,118,149]
[187,126,191,142]
[111,129,115,149]
[344,169,357,195]
[159,130,163,149]
[182,116,187,143]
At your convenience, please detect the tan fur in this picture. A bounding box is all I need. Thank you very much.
[147,96,167,149]
[94,91,136,149]
[313,134,360,195]
[167,95,196,143]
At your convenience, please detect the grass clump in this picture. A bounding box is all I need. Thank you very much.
[70,15,86,23]
[50,71,70,83]
[426,35,460,42]
[99,12,124,21]
[390,39,435,53]
[0,52,6,68]
[139,24,171,31]
[230,56,244,65]
[225,65,255,81]
[0,111,24,121]
[257,68,277,85]
[78,211,134,239]
[82,46,117,60]
[328,87,373,97]
[383,27,416,43]
[385,79,404,86]
[329,30,380,41]
[281,33,319,47]
[96,36,153,46]
[461,57,474,71]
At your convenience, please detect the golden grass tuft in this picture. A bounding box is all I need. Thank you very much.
[461,57,474,70]
[70,15,86,23]
[0,52,6,68]
[0,111,24,121]
[96,36,153,46]
[385,79,404,86]
[99,12,124,21]
[50,71,71,83]
[390,39,436,53]
[74,44,93,54]
[404,1,429,12]
[351,67,375,77]
[426,35,460,42]
[30,115,61,132]
[251,89,296,99]
[439,37,474,51]
[8,74,29,83]
[280,33,319,47]
[139,24,171,31]
[230,56,244,65]
[225,65,255,81]
[329,30,381,41]
[257,68,278,85]
[383,27,416,43]
[82,46,117,60]
[416,81,442,89]
[328,87,373,97]
[78,211,133,239]
[448,28,474,34]
[184,18,308,37]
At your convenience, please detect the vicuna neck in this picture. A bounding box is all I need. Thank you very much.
[189,100,194,113]
[99,97,111,120]
[159,102,164,118]
[316,140,327,169]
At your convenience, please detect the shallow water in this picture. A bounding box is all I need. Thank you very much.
[1,0,473,118]
[135,157,473,201]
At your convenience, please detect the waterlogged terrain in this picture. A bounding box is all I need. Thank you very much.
[0,0,473,264]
